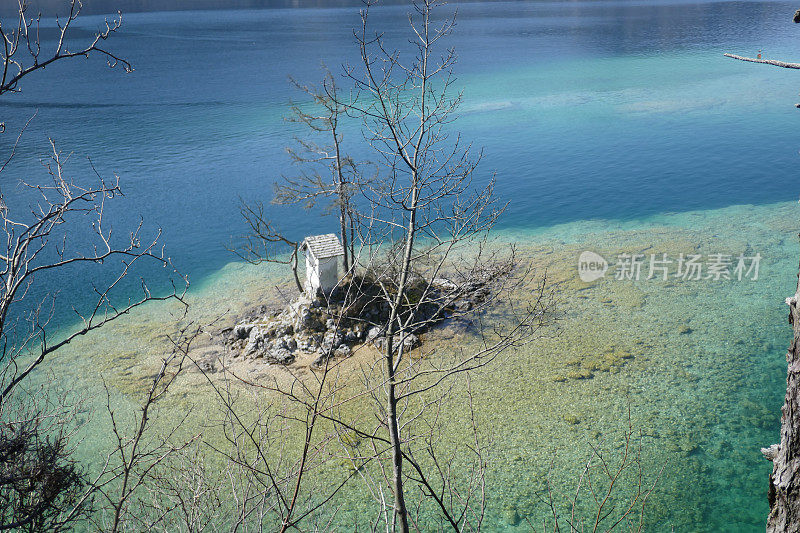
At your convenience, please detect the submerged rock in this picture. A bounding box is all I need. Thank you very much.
[197,359,217,373]
[501,507,521,526]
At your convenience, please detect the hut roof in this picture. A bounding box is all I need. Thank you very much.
[301,234,344,260]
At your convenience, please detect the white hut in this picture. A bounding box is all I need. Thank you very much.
[300,234,344,296]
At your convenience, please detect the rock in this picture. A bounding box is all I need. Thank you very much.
[197,359,217,373]
[283,335,297,352]
[244,327,267,357]
[326,318,336,330]
[567,368,594,380]
[290,295,312,314]
[401,333,420,350]
[371,333,420,353]
[273,323,294,337]
[295,308,312,331]
[321,331,343,351]
[266,347,294,365]
[454,300,474,312]
[335,344,352,358]
[313,344,352,367]
[297,335,319,352]
[366,326,384,343]
[297,308,325,332]
[343,330,360,344]
[271,335,297,352]
[501,507,521,526]
[233,323,254,340]
[432,277,459,291]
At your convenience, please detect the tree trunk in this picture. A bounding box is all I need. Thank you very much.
[386,354,410,533]
[381,174,418,533]
[338,194,350,272]
[331,124,350,273]
[766,245,800,532]
[291,245,303,293]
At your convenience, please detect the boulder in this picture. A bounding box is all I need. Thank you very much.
[272,322,294,337]
[321,331,343,351]
[266,347,295,365]
[372,333,420,352]
[432,277,459,291]
[290,295,312,314]
[366,326,384,343]
[295,308,311,332]
[343,329,361,344]
[271,335,297,352]
[297,308,325,332]
[282,335,297,352]
[297,335,320,352]
[401,333,420,350]
[233,323,254,340]
[244,327,267,357]
[335,344,353,358]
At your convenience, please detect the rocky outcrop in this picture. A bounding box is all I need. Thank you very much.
[216,275,490,369]
[219,293,367,368]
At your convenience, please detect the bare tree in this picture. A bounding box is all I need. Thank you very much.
[327,1,556,529]
[0,375,90,532]
[0,2,192,530]
[0,141,188,407]
[0,0,131,131]
[89,326,200,533]
[232,70,366,295]
[275,71,362,272]
[232,201,304,293]
[221,1,557,530]
[534,413,665,532]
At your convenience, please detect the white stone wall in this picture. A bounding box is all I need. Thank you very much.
[305,253,339,294]
[305,253,318,294]
[317,256,339,292]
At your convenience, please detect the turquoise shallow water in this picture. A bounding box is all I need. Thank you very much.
[3,0,800,529]
[42,199,795,530]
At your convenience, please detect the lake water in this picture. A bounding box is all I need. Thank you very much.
[2,0,800,530]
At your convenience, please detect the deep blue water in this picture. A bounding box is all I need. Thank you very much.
[2,1,799,287]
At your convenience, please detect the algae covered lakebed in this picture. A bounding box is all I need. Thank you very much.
[43,199,793,530]
[4,1,800,529]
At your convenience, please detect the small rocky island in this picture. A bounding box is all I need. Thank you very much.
[214,273,487,369]
[199,234,493,374]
